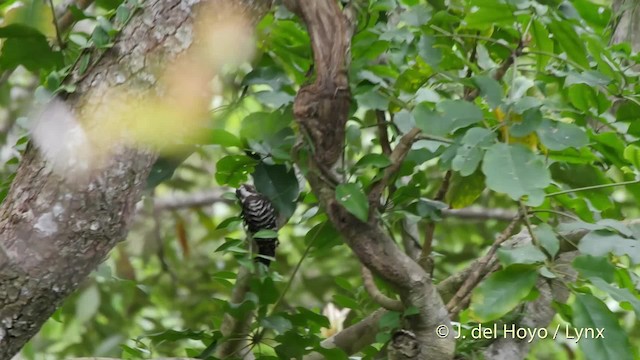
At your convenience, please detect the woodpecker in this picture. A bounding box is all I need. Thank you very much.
[235,184,279,267]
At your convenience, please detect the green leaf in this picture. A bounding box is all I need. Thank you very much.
[413,100,483,137]
[417,35,442,67]
[354,86,389,110]
[509,108,542,137]
[354,154,392,169]
[413,104,449,136]
[452,127,496,176]
[579,231,640,265]
[0,25,62,72]
[261,315,293,335]
[254,229,278,239]
[534,224,559,257]
[378,311,402,329]
[463,0,514,30]
[548,20,589,68]
[615,100,640,122]
[335,183,369,222]
[497,244,547,266]
[240,111,290,141]
[253,163,300,220]
[572,255,616,283]
[91,25,112,48]
[473,75,503,108]
[3,0,55,37]
[399,4,432,26]
[215,155,257,187]
[437,100,484,131]
[470,265,539,322]
[567,84,600,113]
[216,217,242,230]
[565,70,611,87]
[305,221,344,251]
[76,285,101,324]
[446,170,486,208]
[530,19,553,71]
[623,145,640,169]
[481,143,551,206]
[214,239,243,253]
[210,129,242,148]
[573,294,633,360]
[588,278,640,318]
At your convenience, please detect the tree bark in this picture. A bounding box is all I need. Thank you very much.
[287,1,455,358]
[0,0,270,357]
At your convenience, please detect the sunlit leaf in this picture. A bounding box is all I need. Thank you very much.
[335,183,369,222]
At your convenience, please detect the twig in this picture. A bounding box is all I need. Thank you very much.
[545,179,640,197]
[416,134,454,144]
[376,110,392,156]
[446,213,522,317]
[368,127,422,211]
[419,170,452,271]
[441,207,517,221]
[48,0,65,49]
[361,265,404,311]
[58,0,95,31]
[150,192,177,283]
[463,39,526,102]
[518,202,540,247]
[154,188,232,211]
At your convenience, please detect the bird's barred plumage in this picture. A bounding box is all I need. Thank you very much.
[236,184,279,266]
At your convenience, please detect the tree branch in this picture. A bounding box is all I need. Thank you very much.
[0,1,272,357]
[152,188,518,221]
[446,214,522,316]
[482,252,578,359]
[303,309,388,360]
[154,188,232,211]
[288,1,454,358]
[361,265,404,311]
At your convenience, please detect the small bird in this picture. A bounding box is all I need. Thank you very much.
[235,184,279,267]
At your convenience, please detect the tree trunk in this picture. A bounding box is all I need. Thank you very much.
[0,0,270,357]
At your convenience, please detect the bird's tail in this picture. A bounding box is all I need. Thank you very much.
[256,238,279,267]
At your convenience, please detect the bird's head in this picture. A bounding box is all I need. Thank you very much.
[236,184,257,202]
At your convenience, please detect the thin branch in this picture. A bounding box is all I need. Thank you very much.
[150,193,177,283]
[368,127,422,210]
[419,170,452,271]
[519,202,540,248]
[416,134,454,144]
[48,0,65,49]
[446,213,522,317]
[361,265,404,311]
[154,188,232,211]
[303,309,388,360]
[441,208,517,221]
[152,189,519,221]
[464,39,526,102]
[545,179,640,197]
[58,0,95,31]
[376,110,392,156]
